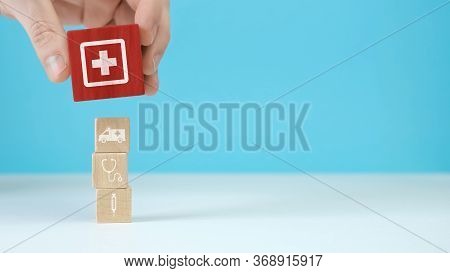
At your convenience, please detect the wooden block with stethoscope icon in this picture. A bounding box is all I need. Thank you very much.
[93,118,132,223]
[92,153,128,189]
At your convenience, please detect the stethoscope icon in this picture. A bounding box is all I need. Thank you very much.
[101,158,123,183]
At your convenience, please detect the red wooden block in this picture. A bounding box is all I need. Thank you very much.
[67,24,145,102]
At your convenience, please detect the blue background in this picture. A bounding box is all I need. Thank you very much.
[0,0,449,173]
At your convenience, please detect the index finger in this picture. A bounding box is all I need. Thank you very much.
[134,0,165,46]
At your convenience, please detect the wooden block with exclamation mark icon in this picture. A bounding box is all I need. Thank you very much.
[96,187,132,223]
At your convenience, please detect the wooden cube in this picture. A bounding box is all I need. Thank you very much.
[67,24,145,102]
[95,117,130,152]
[92,153,128,189]
[96,188,132,223]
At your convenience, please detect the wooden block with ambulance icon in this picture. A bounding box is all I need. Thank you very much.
[92,153,128,189]
[96,187,132,223]
[95,117,130,153]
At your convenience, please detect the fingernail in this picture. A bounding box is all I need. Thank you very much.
[150,26,158,44]
[152,76,159,92]
[152,54,161,74]
[146,85,158,95]
[45,55,66,79]
[145,76,159,95]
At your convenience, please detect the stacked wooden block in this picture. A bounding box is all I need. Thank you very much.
[93,118,132,223]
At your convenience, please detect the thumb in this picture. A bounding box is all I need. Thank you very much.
[11,1,69,82]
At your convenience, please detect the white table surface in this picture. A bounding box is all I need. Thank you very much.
[0,174,449,253]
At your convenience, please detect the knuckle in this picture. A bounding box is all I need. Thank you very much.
[156,31,170,52]
[30,21,57,48]
[165,31,171,44]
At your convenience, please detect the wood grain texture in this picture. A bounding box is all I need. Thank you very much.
[92,153,128,189]
[96,187,132,223]
[67,24,145,102]
[95,117,130,153]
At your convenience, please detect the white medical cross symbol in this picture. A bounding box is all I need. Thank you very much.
[91,50,117,76]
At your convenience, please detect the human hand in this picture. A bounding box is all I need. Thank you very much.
[0,0,170,94]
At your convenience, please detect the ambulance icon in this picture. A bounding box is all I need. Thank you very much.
[80,39,129,88]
